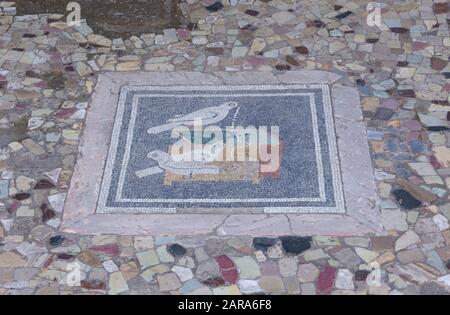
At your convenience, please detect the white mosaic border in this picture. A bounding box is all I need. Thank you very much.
[96,84,345,214]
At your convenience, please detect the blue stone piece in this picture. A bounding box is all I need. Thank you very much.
[392,153,412,161]
[407,54,423,64]
[0,180,9,199]
[367,130,384,141]
[385,140,398,152]
[410,25,426,34]
[383,19,401,28]
[179,279,203,294]
[426,250,447,274]
[409,140,426,153]
[373,90,390,98]
[358,85,370,96]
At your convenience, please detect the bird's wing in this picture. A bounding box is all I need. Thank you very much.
[167,107,219,123]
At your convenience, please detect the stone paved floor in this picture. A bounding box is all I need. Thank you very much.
[0,0,450,295]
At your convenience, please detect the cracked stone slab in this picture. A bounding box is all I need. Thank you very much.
[61,71,383,236]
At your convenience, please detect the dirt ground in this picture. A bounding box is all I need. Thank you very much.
[16,0,186,37]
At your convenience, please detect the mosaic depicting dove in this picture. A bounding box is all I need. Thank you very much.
[136,150,220,178]
[147,101,238,134]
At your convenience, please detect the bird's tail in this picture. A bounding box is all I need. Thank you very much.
[147,122,179,134]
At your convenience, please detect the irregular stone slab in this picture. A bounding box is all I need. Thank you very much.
[332,247,362,269]
[397,178,437,204]
[232,256,261,279]
[335,269,354,290]
[0,251,26,268]
[387,263,440,285]
[252,237,278,251]
[297,263,319,283]
[392,189,422,209]
[279,236,312,254]
[108,271,129,295]
[87,34,112,47]
[167,243,187,257]
[418,113,448,128]
[433,146,450,168]
[317,267,337,294]
[395,230,421,251]
[157,272,181,291]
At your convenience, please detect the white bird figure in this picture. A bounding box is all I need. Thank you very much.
[171,138,225,163]
[147,101,238,134]
[136,150,220,178]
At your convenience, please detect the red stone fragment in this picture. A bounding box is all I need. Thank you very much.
[412,41,428,51]
[13,193,31,201]
[44,255,55,268]
[408,175,423,185]
[176,28,190,41]
[216,255,234,269]
[89,244,120,257]
[206,47,224,55]
[41,203,56,222]
[390,27,409,34]
[295,46,309,54]
[34,81,48,89]
[57,253,74,260]
[246,56,266,66]
[317,266,337,294]
[244,9,259,16]
[433,3,449,14]
[215,255,238,284]
[432,100,449,105]
[429,155,442,169]
[81,280,106,290]
[55,108,76,119]
[355,270,370,281]
[431,57,448,71]
[222,269,239,284]
[50,51,62,64]
[397,89,416,98]
[43,24,63,34]
[7,200,20,214]
[275,64,291,71]
[34,179,55,190]
[202,277,225,288]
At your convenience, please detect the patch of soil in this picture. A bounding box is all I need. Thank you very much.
[16,0,187,38]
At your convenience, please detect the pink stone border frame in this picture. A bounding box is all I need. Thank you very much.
[60,71,384,236]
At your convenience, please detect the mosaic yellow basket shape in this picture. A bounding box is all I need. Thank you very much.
[164,135,282,185]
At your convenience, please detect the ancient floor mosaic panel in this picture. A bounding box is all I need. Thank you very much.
[2,0,450,296]
[98,85,344,214]
[60,71,381,236]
